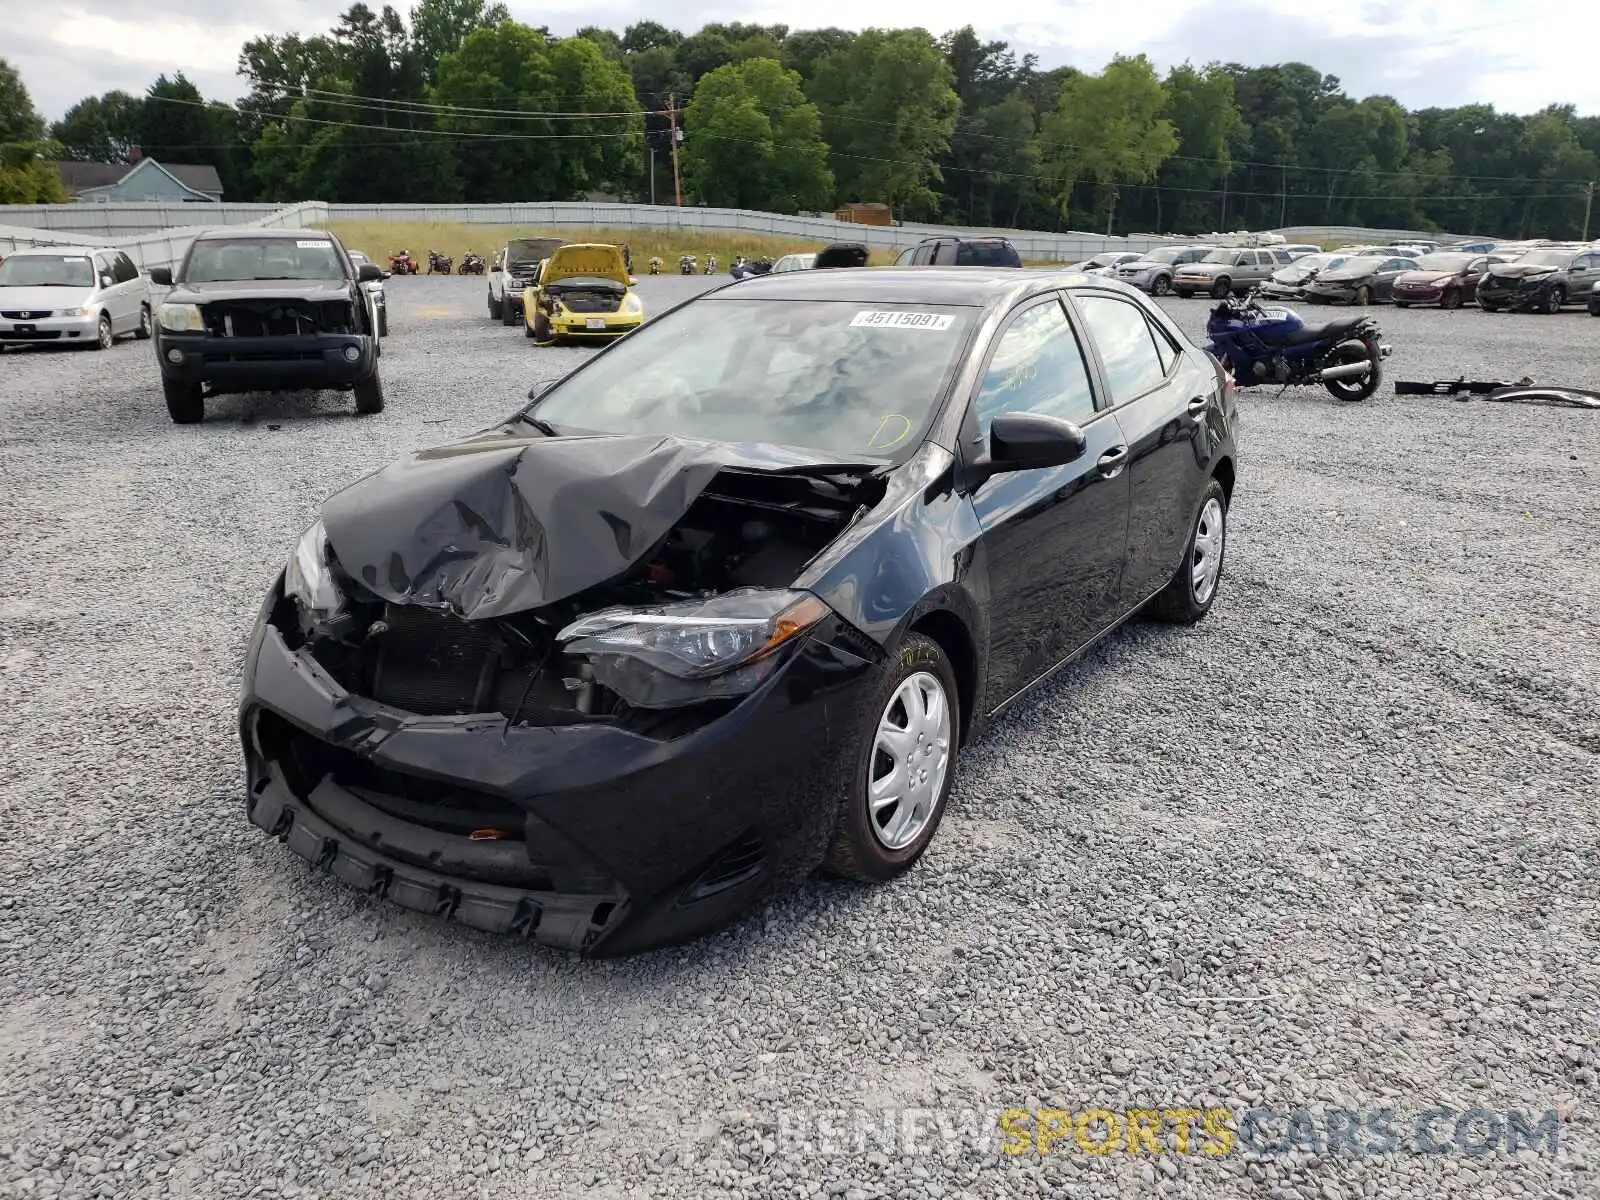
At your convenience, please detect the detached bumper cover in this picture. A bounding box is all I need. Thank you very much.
[238,582,879,955]
[159,332,376,389]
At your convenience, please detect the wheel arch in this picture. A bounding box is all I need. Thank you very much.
[907,609,978,747]
[1212,455,1236,504]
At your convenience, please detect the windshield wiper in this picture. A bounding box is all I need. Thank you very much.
[519,415,561,437]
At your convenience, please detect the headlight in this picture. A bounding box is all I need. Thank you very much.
[283,519,345,620]
[158,302,203,332]
[622,293,643,315]
[558,589,829,708]
[58,306,90,317]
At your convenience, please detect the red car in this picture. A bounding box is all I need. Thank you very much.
[1390,252,1494,309]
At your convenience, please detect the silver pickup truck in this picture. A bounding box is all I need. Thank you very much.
[487,237,565,325]
[1172,246,1296,299]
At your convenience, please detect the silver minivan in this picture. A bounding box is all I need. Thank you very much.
[0,245,153,349]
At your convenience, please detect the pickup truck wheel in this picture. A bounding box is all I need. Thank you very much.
[135,305,153,340]
[1210,278,1232,299]
[501,301,517,327]
[354,370,385,415]
[377,309,388,337]
[488,294,502,320]
[163,378,204,424]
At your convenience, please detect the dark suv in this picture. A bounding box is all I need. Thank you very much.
[893,236,1023,268]
[149,228,385,423]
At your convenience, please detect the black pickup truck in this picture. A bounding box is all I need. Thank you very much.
[149,228,385,424]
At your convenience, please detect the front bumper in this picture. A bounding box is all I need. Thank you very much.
[1258,283,1306,300]
[157,332,376,392]
[1303,284,1366,304]
[238,581,879,955]
[546,310,643,338]
[1172,275,1220,292]
[1391,283,1444,304]
[1478,280,1554,310]
[0,310,99,342]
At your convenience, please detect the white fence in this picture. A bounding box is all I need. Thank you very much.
[0,200,1493,272]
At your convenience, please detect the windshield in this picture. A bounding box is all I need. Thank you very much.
[184,237,345,282]
[1515,249,1574,267]
[1199,250,1237,264]
[1327,256,1384,273]
[0,254,96,287]
[1083,254,1120,268]
[526,299,976,458]
[1276,254,1345,280]
[1414,253,1472,271]
[1142,248,1185,265]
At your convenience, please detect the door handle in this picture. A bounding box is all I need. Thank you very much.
[1187,395,1209,415]
[1096,446,1128,477]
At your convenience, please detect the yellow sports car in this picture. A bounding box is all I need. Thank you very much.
[525,243,643,343]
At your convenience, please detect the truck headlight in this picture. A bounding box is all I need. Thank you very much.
[158,303,204,332]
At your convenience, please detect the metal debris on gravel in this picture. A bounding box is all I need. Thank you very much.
[1,276,1596,1199]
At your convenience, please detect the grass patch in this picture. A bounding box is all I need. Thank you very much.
[319,220,900,266]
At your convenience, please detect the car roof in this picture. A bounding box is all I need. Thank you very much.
[703,266,1125,307]
[6,244,111,257]
[192,227,339,242]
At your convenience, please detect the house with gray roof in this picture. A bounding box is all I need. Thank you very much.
[52,159,224,203]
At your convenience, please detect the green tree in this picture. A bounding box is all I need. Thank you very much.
[0,58,45,147]
[50,91,143,162]
[1040,55,1177,231]
[808,28,958,216]
[780,29,854,83]
[682,58,832,212]
[433,23,643,201]
[621,22,681,55]
[409,0,509,82]
[1150,63,1238,231]
[675,31,735,83]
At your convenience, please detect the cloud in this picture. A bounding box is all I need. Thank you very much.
[11,0,1599,121]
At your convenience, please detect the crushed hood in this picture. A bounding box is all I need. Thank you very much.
[541,244,631,287]
[1488,262,1561,279]
[320,430,873,620]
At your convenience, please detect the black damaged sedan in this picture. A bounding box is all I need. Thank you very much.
[240,268,1239,955]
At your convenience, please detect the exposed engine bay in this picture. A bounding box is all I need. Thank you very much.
[203,300,358,338]
[545,281,623,314]
[291,467,874,732]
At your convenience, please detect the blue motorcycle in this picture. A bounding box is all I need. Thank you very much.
[1205,289,1391,401]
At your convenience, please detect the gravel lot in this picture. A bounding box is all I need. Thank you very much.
[1,274,1597,1200]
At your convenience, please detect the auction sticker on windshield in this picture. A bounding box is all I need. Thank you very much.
[296,240,333,249]
[850,310,955,331]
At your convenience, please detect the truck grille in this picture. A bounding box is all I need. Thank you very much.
[202,300,356,337]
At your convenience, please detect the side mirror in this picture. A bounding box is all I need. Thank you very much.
[100,274,114,288]
[357,263,383,282]
[148,267,173,286]
[490,263,502,272]
[970,412,1087,487]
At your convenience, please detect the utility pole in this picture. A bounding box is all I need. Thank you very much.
[1105,186,1117,236]
[665,95,684,207]
[1219,175,1228,231]
[1279,164,1288,229]
[1583,181,1595,243]
[649,145,656,206]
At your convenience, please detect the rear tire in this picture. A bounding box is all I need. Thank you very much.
[825,632,959,883]
[135,304,152,339]
[1145,477,1227,624]
[1325,340,1381,402]
[354,370,385,415]
[162,378,203,423]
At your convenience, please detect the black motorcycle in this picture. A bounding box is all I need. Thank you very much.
[458,252,485,276]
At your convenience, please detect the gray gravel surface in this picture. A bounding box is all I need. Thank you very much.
[1,275,1597,1199]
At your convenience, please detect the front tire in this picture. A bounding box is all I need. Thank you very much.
[1441,288,1463,310]
[94,313,114,350]
[135,304,152,340]
[354,369,384,414]
[1211,278,1232,299]
[162,378,203,423]
[1543,287,1565,314]
[501,300,517,326]
[377,308,388,338]
[825,633,959,883]
[1146,478,1227,624]
[1354,285,1372,306]
[488,294,503,320]
[1151,275,1172,296]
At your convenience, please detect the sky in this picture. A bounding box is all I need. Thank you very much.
[9,0,1600,123]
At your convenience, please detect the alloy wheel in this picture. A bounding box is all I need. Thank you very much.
[97,316,113,349]
[1191,497,1226,604]
[868,671,952,851]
